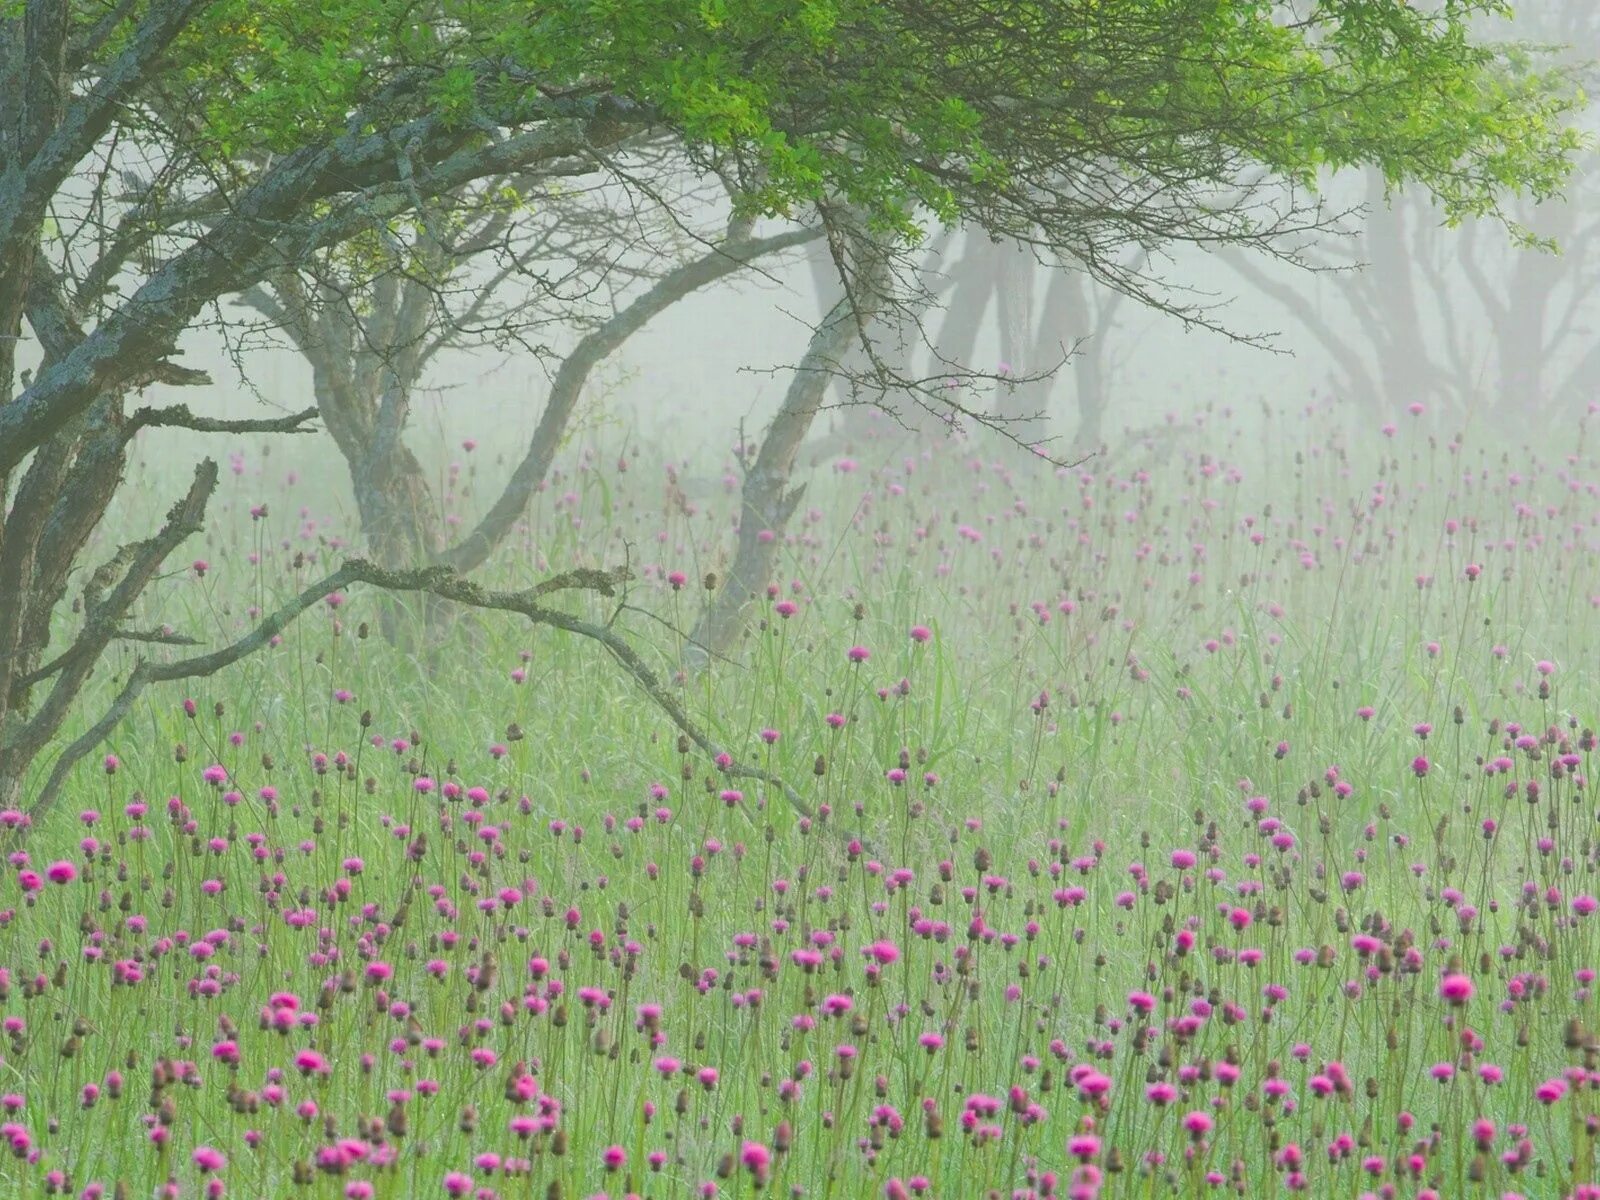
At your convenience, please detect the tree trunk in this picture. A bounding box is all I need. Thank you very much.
[0,770,22,815]
[993,240,1046,441]
[690,267,885,662]
[354,443,443,565]
[1034,268,1107,453]
[1364,176,1436,410]
[929,232,999,373]
[1495,202,1569,421]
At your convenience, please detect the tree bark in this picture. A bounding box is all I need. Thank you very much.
[689,252,887,661]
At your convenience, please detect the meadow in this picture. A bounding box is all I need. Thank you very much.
[6,397,1600,1200]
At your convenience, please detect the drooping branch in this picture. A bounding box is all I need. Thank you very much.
[26,558,812,828]
[437,224,823,573]
[1215,246,1382,406]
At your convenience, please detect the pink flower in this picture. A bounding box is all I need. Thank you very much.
[1439,974,1474,1005]
[863,940,900,965]
[45,861,76,885]
[1146,1083,1176,1105]
[293,1050,329,1076]
[740,1141,771,1180]
[1068,1134,1101,1161]
[601,1145,626,1171]
[847,645,871,663]
[909,625,932,643]
[192,1147,226,1172]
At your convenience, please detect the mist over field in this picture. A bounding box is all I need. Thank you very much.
[6,3,1600,1200]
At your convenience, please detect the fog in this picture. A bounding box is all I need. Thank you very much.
[157,188,1591,497]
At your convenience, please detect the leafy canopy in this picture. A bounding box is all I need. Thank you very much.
[142,0,1584,250]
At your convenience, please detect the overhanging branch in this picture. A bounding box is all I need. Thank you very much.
[25,559,812,828]
[439,225,823,573]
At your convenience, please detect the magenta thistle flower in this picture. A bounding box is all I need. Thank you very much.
[192,1147,226,1172]
[740,1140,771,1180]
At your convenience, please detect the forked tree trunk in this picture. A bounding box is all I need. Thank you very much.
[0,317,136,808]
[253,227,825,633]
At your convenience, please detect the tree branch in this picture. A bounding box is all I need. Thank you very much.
[25,557,811,828]
[437,225,822,573]
[0,102,637,473]
[8,459,218,764]
[123,403,320,441]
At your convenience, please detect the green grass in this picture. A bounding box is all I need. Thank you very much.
[8,401,1600,1200]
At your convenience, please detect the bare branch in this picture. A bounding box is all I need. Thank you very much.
[438,225,823,573]
[123,403,320,441]
[26,559,813,828]
[7,460,218,764]
[21,0,207,206]
[0,102,641,472]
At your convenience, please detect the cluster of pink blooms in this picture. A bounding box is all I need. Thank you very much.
[6,405,1599,1197]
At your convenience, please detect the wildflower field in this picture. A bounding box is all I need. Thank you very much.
[8,400,1600,1200]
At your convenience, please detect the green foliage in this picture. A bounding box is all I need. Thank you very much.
[123,0,1584,250]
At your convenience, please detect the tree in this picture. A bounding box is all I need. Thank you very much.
[1212,0,1600,423]
[239,160,820,598]
[675,0,1586,659]
[0,0,1585,812]
[915,233,1140,452]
